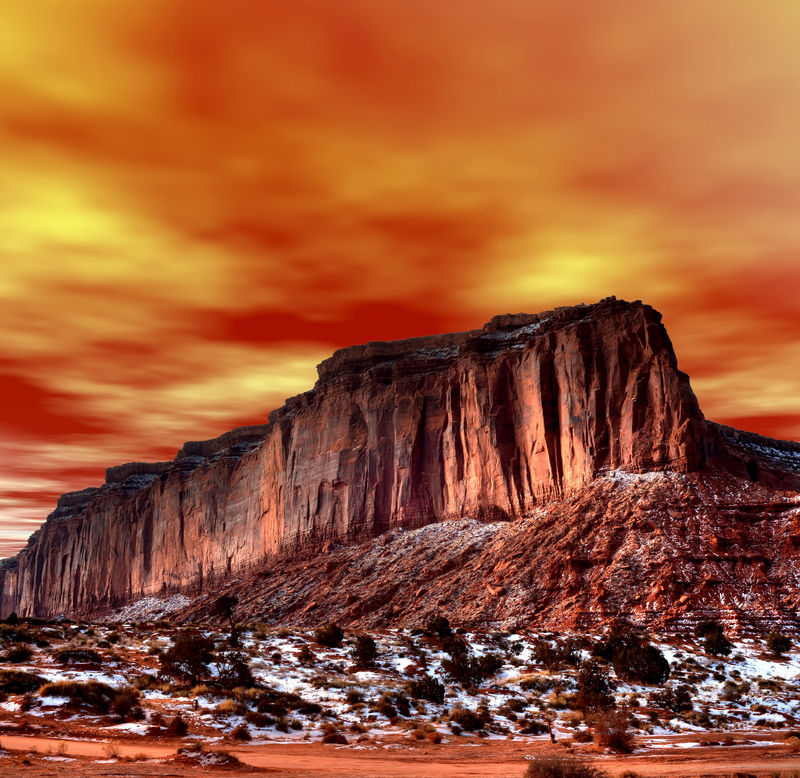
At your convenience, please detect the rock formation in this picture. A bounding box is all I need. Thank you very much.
[1,297,799,624]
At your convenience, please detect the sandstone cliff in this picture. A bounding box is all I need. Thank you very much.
[1,297,798,621]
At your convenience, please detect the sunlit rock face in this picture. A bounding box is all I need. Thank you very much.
[2,297,798,619]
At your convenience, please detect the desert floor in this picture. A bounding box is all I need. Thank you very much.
[1,730,800,776]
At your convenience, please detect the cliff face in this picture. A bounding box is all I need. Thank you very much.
[0,297,790,619]
[177,471,800,632]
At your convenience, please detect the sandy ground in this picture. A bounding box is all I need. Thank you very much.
[2,732,800,777]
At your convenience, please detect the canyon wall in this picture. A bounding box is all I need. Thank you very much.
[0,298,718,617]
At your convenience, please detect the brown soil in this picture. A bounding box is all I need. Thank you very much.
[2,732,800,777]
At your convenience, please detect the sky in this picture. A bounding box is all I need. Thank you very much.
[2,1,800,557]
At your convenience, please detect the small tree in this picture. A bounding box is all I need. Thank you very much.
[160,632,215,687]
[766,631,792,658]
[353,635,377,667]
[213,595,240,646]
[216,650,255,688]
[575,660,615,713]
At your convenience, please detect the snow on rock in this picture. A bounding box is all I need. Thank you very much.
[110,595,192,622]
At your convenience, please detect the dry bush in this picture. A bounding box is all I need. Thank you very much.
[3,646,33,663]
[524,755,607,778]
[215,698,244,716]
[592,711,634,753]
[53,647,102,664]
[39,681,117,713]
[0,669,45,694]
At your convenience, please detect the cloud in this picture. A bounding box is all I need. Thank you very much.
[2,1,800,555]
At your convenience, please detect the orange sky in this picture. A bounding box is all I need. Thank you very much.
[2,1,800,557]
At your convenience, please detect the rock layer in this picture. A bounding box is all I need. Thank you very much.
[1,297,798,620]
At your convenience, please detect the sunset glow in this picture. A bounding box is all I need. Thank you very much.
[3,1,800,555]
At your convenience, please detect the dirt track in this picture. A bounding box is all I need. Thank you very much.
[3,733,800,777]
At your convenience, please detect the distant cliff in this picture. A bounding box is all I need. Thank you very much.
[2,297,798,619]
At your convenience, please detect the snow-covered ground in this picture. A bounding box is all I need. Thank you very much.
[2,620,800,746]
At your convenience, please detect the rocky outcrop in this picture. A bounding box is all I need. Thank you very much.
[178,470,800,631]
[1,296,798,621]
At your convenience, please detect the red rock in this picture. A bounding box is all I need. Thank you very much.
[1,297,799,624]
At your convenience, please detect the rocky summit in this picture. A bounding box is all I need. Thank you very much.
[2,297,800,628]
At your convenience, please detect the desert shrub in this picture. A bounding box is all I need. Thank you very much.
[164,714,189,736]
[353,635,377,666]
[575,661,615,713]
[0,623,34,643]
[534,638,580,671]
[245,710,275,727]
[53,647,102,664]
[297,644,315,665]
[649,684,693,712]
[449,706,487,732]
[390,691,412,717]
[38,680,117,712]
[440,632,466,654]
[785,735,800,753]
[216,651,255,688]
[694,621,732,656]
[231,723,251,740]
[159,631,215,686]
[375,694,399,719]
[441,647,503,687]
[719,679,749,703]
[694,620,723,638]
[345,688,364,704]
[176,746,241,766]
[406,674,445,704]
[524,755,607,777]
[477,652,504,677]
[254,686,321,717]
[613,641,670,685]
[594,626,669,685]
[426,615,452,640]
[216,698,245,716]
[519,717,549,735]
[592,710,634,753]
[110,687,143,721]
[314,623,344,647]
[2,646,32,663]
[704,631,732,656]
[321,731,347,744]
[766,632,792,657]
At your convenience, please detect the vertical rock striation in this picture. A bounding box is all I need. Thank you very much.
[0,298,731,617]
